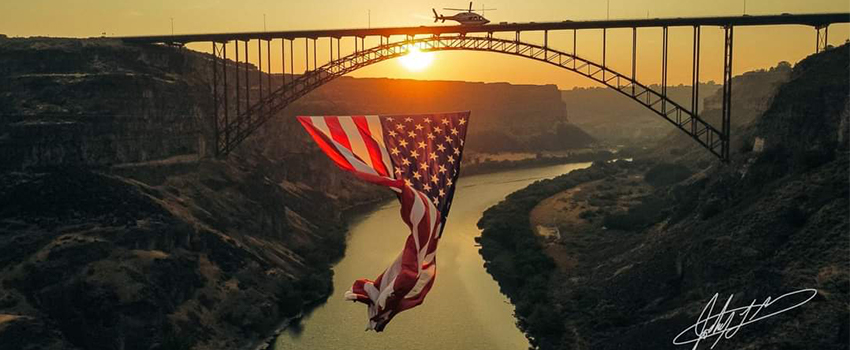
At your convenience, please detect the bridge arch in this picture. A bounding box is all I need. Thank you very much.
[221,35,724,159]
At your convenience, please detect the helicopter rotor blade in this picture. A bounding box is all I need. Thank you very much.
[469,2,473,12]
[443,8,468,11]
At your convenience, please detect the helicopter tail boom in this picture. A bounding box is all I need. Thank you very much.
[432,8,446,23]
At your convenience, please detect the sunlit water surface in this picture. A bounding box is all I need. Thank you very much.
[274,162,591,350]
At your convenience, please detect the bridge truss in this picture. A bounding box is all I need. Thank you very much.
[123,13,850,162]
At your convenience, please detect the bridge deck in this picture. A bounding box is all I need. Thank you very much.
[120,13,850,44]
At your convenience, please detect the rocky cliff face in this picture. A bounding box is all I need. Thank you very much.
[297,77,591,152]
[561,83,722,145]
[0,37,385,350]
[0,38,211,167]
[476,44,849,350]
[650,61,792,166]
[0,35,592,350]
[0,165,347,350]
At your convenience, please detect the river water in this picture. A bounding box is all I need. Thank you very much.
[274,162,591,350]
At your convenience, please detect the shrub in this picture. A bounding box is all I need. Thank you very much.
[579,210,596,220]
[644,163,694,187]
[700,200,722,220]
[782,206,807,227]
[602,195,668,231]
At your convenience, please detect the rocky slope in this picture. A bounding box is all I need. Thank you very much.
[0,38,210,167]
[0,37,382,350]
[477,45,848,349]
[302,77,595,152]
[0,164,348,350]
[651,62,793,166]
[561,83,722,145]
[562,63,792,148]
[0,35,599,350]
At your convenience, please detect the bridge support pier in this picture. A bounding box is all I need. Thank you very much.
[243,40,250,137]
[258,39,263,123]
[602,28,607,81]
[234,41,241,148]
[266,39,272,100]
[280,38,286,89]
[816,25,829,53]
[661,27,668,115]
[721,26,734,162]
[631,28,636,96]
[211,42,229,157]
[691,26,701,136]
[289,39,294,84]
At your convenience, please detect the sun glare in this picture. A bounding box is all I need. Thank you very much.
[399,46,434,72]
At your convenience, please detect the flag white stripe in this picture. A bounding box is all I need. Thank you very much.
[338,116,376,171]
[415,192,434,266]
[366,116,395,179]
[310,117,379,176]
[425,198,437,257]
[405,263,436,298]
[380,254,403,291]
[409,189,426,254]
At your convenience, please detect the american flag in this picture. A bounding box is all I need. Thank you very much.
[297,111,470,331]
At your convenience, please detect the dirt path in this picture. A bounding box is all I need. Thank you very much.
[527,173,651,272]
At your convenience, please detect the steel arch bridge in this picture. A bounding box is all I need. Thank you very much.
[222,35,725,158]
[121,13,850,161]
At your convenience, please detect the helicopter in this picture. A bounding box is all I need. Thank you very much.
[432,2,495,26]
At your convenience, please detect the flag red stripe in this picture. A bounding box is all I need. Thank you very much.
[398,266,436,310]
[324,116,353,153]
[395,187,422,294]
[353,115,390,177]
[297,117,354,172]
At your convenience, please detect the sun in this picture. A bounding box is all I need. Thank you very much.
[399,46,435,72]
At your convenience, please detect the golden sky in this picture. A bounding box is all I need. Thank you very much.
[2,0,848,89]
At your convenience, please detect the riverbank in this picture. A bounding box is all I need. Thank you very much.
[475,44,850,350]
[253,159,604,350]
[247,194,395,350]
[461,149,616,176]
[271,163,598,350]
[474,160,642,349]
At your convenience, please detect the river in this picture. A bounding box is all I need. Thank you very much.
[274,162,592,350]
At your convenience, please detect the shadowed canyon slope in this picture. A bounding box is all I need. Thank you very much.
[559,63,795,147]
[0,36,595,350]
[477,45,849,350]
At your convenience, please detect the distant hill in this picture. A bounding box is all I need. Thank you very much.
[561,83,721,145]
[293,77,596,152]
[650,62,793,165]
